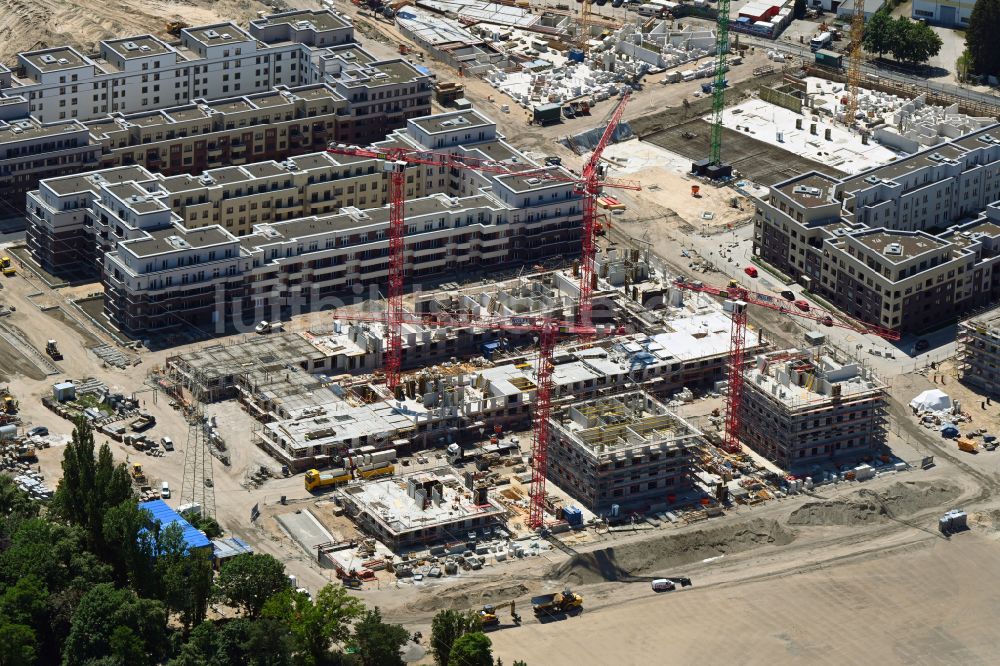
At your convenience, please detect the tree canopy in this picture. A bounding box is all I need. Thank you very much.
[863,11,942,64]
[448,632,493,666]
[431,609,482,666]
[967,0,1000,76]
[214,553,291,619]
[352,608,409,666]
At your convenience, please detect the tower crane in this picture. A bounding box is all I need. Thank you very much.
[334,308,615,528]
[327,95,637,386]
[671,276,900,453]
[846,0,866,123]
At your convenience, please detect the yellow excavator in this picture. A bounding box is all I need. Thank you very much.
[165,21,188,37]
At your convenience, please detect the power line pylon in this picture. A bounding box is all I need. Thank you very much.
[180,388,215,519]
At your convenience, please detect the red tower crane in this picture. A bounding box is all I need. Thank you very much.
[671,276,900,453]
[326,98,638,386]
[334,308,608,528]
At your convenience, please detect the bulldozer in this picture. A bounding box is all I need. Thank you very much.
[165,21,188,36]
[130,463,147,484]
[1,388,18,414]
[45,340,62,361]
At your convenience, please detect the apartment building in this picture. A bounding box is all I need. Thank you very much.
[1,10,431,212]
[740,347,888,471]
[547,392,698,512]
[26,108,498,277]
[957,308,1000,397]
[0,10,353,124]
[753,125,1000,333]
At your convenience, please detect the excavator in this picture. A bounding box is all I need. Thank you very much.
[165,21,188,37]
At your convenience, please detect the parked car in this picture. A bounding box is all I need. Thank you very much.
[651,578,676,592]
[794,299,810,312]
[161,436,174,451]
[743,266,758,278]
[780,289,795,301]
[28,426,49,438]
[161,481,171,499]
[914,338,930,352]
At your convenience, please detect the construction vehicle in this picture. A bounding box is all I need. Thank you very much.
[130,412,156,432]
[1,388,18,414]
[45,340,62,360]
[304,467,351,492]
[131,463,147,484]
[1,256,15,277]
[479,605,501,628]
[16,443,36,460]
[355,462,394,479]
[165,21,187,36]
[532,589,583,615]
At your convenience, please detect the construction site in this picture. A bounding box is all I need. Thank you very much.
[4,0,1000,663]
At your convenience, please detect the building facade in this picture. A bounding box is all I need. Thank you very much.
[739,347,888,471]
[912,0,973,27]
[547,392,698,512]
[957,310,1000,397]
[753,126,1000,334]
[1,11,432,210]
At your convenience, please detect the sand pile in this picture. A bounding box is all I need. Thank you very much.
[407,581,533,613]
[788,481,962,527]
[551,519,795,585]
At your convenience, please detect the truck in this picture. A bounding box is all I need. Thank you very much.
[532,590,583,615]
[304,468,352,492]
[809,32,832,52]
[533,103,562,126]
[130,412,156,432]
[1,256,14,277]
[45,340,63,361]
[355,462,394,480]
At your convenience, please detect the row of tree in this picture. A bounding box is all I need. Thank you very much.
[863,10,943,65]
[0,420,522,665]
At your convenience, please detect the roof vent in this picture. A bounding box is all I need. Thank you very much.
[58,58,69,65]
[864,175,881,185]
[884,242,903,256]
[166,235,191,250]
[205,30,220,39]
[123,41,139,51]
[40,54,56,64]
[929,152,944,161]
[140,45,152,52]
[792,185,822,196]
[221,33,233,40]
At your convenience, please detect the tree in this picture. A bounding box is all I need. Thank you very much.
[214,553,290,619]
[62,583,168,666]
[968,0,1000,76]
[167,618,293,666]
[0,622,37,666]
[54,419,133,552]
[957,49,973,82]
[102,500,156,591]
[352,608,409,666]
[158,546,214,629]
[863,9,894,58]
[793,0,806,19]
[263,585,364,666]
[887,17,942,64]
[430,609,482,666]
[447,632,493,666]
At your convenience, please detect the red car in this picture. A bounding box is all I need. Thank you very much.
[744,266,758,278]
[794,299,810,312]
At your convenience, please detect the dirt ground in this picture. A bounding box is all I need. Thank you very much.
[0,0,278,63]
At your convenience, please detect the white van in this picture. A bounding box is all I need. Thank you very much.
[161,481,171,498]
[651,578,675,592]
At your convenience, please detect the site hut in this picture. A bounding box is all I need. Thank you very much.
[958,307,1000,397]
[753,127,1000,334]
[338,469,507,551]
[546,391,700,514]
[739,347,889,472]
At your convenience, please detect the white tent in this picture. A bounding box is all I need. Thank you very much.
[909,389,952,413]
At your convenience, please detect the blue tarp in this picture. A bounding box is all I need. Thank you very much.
[140,499,211,551]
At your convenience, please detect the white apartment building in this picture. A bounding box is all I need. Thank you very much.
[0,10,354,124]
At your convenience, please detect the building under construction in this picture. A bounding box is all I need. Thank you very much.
[957,308,1000,397]
[338,469,507,550]
[739,347,888,471]
[546,391,700,513]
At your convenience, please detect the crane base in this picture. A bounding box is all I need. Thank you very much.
[691,159,732,181]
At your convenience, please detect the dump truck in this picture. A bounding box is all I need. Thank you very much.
[304,468,351,492]
[45,340,63,360]
[130,413,156,432]
[532,590,583,615]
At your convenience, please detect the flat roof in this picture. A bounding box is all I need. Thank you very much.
[854,230,947,262]
[495,167,570,192]
[185,24,254,46]
[341,60,425,87]
[165,106,211,123]
[21,47,89,73]
[0,120,85,143]
[103,36,172,59]
[411,109,492,135]
[253,9,352,31]
[124,225,234,258]
[776,173,839,208]
[43,165,151,196]
[104,182,168,214]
